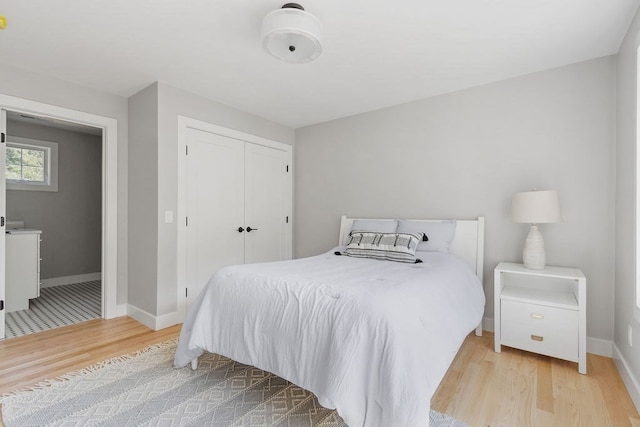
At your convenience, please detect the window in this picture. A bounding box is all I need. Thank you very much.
[7,144,47,183]
[5,136,58,192]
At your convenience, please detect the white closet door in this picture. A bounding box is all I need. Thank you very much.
[186,128,244,303]
[244,143,289,264]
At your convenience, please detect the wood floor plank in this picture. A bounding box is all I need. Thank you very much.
[534,408,554,427]
[536,355,554,414]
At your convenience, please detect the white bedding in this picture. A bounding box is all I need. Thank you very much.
[174,248,485,427]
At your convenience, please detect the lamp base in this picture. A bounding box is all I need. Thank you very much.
[523,224,546,270]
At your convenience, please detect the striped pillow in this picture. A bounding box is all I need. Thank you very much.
[343,231,424,263]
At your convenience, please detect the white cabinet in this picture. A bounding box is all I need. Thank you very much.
[185,127,292,304]
[494,262,586,374]
[6,230,42,313]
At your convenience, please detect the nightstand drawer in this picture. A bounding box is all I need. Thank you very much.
[501,299,578,361]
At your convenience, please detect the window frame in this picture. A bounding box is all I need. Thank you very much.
[5,136,58,192]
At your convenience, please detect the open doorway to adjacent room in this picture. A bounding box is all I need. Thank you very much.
[0,95,119,341]
[4,111,103,338]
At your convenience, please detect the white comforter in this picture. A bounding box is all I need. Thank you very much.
[174,249,485,427]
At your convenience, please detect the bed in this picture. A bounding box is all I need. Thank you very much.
[174,216,486,426]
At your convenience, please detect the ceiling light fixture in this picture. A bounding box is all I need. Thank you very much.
[261,3,322,64]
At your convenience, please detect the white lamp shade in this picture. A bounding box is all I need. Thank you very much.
[261,7,322,63]
[511,190,562,224]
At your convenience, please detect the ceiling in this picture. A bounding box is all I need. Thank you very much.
[0,1,638,129]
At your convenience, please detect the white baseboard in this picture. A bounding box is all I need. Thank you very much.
[155,311,182,330]
[127,304,181,331]
[41,272,101,288]
[115,303,128,318]
[482,316,494,333]
[481,316,612,357]
[587,337,612,357]
[613,344,640,414]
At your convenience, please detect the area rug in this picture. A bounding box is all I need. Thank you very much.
[0,339,469,427]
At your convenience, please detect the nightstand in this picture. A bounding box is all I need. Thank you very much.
[494,262,586,374]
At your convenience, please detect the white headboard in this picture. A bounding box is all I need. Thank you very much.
[338,216,485,281]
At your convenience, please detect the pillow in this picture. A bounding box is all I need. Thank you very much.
[343,231,423,263]
[345,219,398,245]
[396,219,457,253]
[350,219,398,233]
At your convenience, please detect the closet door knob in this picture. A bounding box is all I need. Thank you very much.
[237,227,245,233]
[246,227,258,232]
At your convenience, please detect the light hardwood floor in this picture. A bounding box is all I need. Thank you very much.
[433,332,640,427]
[0,317,181,395]
[0,318,638,426]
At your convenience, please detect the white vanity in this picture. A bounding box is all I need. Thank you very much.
[6,225,42,313]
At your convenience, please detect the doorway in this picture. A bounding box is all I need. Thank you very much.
[5,112,103,337]
[0,94,119,340]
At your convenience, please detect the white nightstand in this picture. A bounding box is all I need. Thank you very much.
[494,262,586,374]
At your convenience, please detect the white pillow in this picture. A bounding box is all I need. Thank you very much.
[396,219,457,253]
[350,219,398,233]
[345,219,398,245]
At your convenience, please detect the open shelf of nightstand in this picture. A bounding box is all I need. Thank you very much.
[500,285,578,310]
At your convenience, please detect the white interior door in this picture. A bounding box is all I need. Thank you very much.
[244,143,289,264]
[0,109,6,339]
[186,128,244,304]
[178,116,293,318]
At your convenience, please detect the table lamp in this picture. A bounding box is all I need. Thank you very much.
[511,190,562,270]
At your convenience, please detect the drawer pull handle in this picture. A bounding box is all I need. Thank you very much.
[531,335,544,342]
[531,313,544,319]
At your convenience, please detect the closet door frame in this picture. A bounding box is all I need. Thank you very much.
[176,116,292,321]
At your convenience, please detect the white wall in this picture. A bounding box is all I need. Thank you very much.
[295,56,616,343]
[615,6,640,411]
[0,63,129,306]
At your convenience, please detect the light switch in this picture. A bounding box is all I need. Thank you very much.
[165,211,174,223]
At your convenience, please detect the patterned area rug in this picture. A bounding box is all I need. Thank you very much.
[0,339,469,427]
[5,280,101,338]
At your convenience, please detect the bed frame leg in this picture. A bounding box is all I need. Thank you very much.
[191,358,198,370]
[475,322,483,337]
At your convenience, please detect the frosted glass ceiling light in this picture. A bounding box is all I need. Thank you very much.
[261,3,322,64]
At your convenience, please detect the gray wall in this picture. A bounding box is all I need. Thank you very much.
[615,5,640,403]
[6,120,102,279]
[0,62,129,305]
[295,56,616,342]
[128,82,295,318]
[128,84,159,314]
